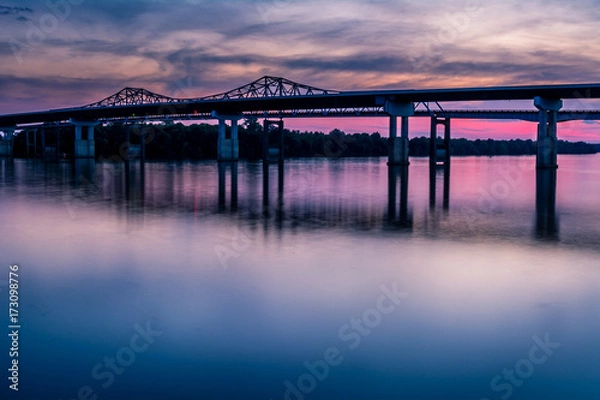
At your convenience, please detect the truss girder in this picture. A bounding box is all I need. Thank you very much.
[199,76,340,100]
[84,76,340,108]
[84,87,183,108]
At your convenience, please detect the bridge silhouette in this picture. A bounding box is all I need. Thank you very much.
[1,75,600,168]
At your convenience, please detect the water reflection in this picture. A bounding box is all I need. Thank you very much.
[1,156,598,400]
[535,168,559,239]
[262,160,284,219]
[387,164,412,228]
[0,157,14,183]
[73,159,96,184]
[218,161,238,211]
[0,157,584,245]
[429,163,450,210]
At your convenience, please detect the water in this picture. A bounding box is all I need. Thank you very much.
[1,155,599,400]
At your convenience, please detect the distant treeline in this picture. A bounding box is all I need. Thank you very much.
[11,121,598,160]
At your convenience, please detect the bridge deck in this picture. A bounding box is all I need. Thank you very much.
[2,81,600,126]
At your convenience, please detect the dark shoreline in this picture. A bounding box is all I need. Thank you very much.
[9,121,598,161]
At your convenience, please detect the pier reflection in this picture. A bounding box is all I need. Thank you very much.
[218,161,238,211]
[262,161,284,220]
[387,165,412,228]
[0,157,14,185]
[535,168,559,239]
[429,163,450,210]
[73,159,95,185]
[1,158,579,244]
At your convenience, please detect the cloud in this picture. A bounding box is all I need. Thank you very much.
[0,5,33,16]
[1,0,600,137]
[0,74,126,113]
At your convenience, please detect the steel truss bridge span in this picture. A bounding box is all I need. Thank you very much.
[1,76,600,126]
[1,76,600,168]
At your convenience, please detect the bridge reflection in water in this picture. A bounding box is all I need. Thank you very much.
[387,165,411,228]
[97,158,560,240]
[0,156,562,240]
[535,168,558,239]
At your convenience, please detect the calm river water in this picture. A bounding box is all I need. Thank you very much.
[0,155,599,400]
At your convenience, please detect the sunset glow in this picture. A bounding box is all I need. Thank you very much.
[1,0,600,141]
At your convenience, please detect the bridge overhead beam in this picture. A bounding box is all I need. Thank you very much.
[0,126,15,158]
[212,112,243,162]
[384,101,414,117]
[385,101,414,166]
[70,119,99,159]
[534,97,562,169]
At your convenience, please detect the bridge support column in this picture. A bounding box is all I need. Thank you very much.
[213,112,243,162]
[430,117,451,167]
[0,127,15,158]
[26,130,32,158]
[27,129,39,158]
[41,127,60,162]
[71,120,98,158]
[534,97,562,169]
[57,128,61,160]
[263,119,284,164]
[140,127,146,171]
[385,101,413,165]
[41,127,46,161]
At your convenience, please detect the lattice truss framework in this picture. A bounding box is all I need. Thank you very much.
[85,76,339,107]
[85,87,183,108]
[81,77,486,119]
[200,76,340,100]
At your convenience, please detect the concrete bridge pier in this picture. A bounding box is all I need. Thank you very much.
[213,112,243,162]
[25,129,37,158]
[263,119,284,165]
[118,123,147,201]
[0,127,15,157]
[430,117,451,167]
[534,96,562,169]
[384,101,414,165]
[262,119,285,214]
[41,127,61,162]
[123,123,144,164]
[71,120,98,158]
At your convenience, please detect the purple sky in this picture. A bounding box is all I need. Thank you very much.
[1,0,600,141]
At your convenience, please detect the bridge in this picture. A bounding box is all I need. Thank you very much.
[1,76,600,168]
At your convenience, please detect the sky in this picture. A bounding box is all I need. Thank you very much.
[1,0,600,141]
